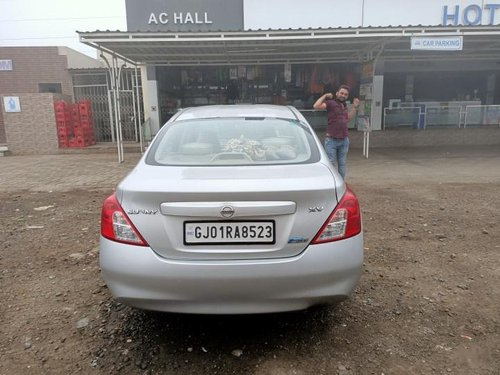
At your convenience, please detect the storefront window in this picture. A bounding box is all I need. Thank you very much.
[157,64,360,124]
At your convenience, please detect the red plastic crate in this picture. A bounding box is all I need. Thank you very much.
[54,109,71,117]
[78,109,92,119]
[58,134,71,147]
[78,114,92,122]
[54,101,69,111]
[69,137,93,148]
[79,123,94,131]
[55,112,71,121]
[57,128,72,137]
[73,127,93,137]
[69,138,85,148]
[78,100,92,109]
[71,107,80,119]
[56,119,72,130]
[78,100,92,112]
[57,134,72,142]
[54,100,96,148]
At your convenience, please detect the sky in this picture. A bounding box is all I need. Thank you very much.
[0,0,127,58]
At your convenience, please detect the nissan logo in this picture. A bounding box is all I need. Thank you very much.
[220,206,235,218]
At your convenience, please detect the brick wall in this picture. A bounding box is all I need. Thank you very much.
[2,93,72,155]
[0,47,74,145]
[0,47,73,95]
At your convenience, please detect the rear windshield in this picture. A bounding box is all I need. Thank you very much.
[146,117,320,166]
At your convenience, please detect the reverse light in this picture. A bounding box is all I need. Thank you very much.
[312,187,362,244]
[101,194,148,246]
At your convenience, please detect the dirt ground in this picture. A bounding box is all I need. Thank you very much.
[1,147,499,375]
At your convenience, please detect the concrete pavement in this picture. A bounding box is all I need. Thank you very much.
[0,153,141,192]
[348,144,500,185]
[1,145,500,192]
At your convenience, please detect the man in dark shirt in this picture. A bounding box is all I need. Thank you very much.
[313,84,360,179]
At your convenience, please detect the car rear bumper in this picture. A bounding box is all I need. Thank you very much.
[100,235,363,314]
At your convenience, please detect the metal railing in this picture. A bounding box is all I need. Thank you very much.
[383,104,500,129]
[464,105,500,127]
[383,107,422,129]
[423,106,462,128]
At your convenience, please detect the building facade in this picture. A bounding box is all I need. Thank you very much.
[0,47,142,154]
[0,47,85,145]
[79,0,500,136]
[2,1,499,154]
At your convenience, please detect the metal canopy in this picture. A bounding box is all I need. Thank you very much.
[78,25,500,66]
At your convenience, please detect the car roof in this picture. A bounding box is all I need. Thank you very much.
[174,104,299,121]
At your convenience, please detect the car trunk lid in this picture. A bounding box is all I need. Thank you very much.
[118,162,340,260]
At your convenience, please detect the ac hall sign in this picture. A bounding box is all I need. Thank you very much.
[126,0,243,32]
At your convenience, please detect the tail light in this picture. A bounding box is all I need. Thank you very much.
[311,187,362,244]
[101,194,148,246]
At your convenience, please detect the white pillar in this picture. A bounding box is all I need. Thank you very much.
[370,75,384,131]
[486,74,495,105]
[140,65,160,139]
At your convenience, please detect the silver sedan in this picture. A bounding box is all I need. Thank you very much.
[100,104,363,314]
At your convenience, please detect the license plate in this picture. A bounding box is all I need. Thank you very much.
[184,221,275,245]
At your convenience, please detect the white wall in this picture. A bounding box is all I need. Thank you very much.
[244,0,363,30]
[140,66,160,138]
[370,76,384,131]
[58,47,104,69]
[363,0,482,26]
[244,0,500,29]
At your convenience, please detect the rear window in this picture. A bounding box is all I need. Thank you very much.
[146,117,320,166]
